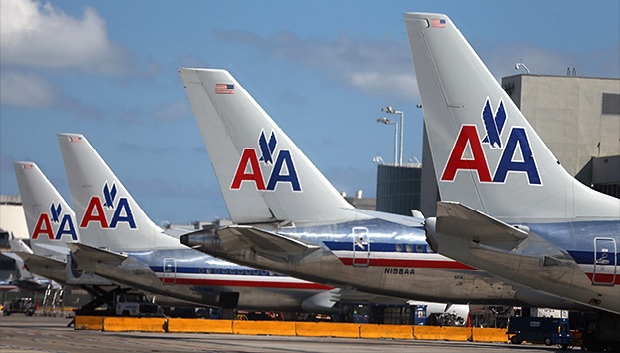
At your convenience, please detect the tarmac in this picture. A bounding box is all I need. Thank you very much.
[0,314,568,353]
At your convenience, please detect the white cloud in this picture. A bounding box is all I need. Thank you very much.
[0,0,129,74]
[218,29,619,101]
[0,71,57,108]
[347,71,418,100]
[216,30,417,100]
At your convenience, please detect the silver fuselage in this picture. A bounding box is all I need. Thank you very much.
[427,218,620,314]
[184,217,580,309]
[76,247,346,312]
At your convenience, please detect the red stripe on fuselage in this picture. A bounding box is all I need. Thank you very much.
[158,277,334,290]
[585,273,620,285]
[338,257,476,270]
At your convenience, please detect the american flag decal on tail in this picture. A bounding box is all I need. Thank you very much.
[431,18,446,28]
[215,83,234,94]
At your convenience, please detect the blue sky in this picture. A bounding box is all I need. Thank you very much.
[1,0,619,227]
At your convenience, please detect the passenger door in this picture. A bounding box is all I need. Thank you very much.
[162,258,176,285]
[592,237,617,285]
[352,227,370,267]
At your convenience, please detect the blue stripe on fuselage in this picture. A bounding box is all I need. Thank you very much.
[150,266,286,276]
[323,241,431,253]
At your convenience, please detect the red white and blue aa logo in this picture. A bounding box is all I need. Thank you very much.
[80,182,137,229]
[441,98,541,185]
[32,202,78,241]
[231,130,301,191]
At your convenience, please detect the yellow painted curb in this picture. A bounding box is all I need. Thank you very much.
[103,317,167,332]
[471,327,508,342]
[76,315,512,343]
[360,324,414,339]
[413,326,472,341]
[167,318,233,333]
[233,320,296,336]
[74,316,104,331]
[295,322,360,338]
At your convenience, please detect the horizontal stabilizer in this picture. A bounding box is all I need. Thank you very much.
[348,209,424,227]
[16,252,66,271]
[435,201,528,250]
[30,243,70,258]
[67,243,128,269]
[1,251,33,281]
[218,225,320,262]
[8,239,33,254]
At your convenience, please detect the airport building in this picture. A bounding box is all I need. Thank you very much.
[0,195,28,242]
[374,164,422,216]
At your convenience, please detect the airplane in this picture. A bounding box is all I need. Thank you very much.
[57,133,410,314]
[15,159,335,312]
[13,161,113,287]
[403,11,619,315]
[0,277,19,292]
[0,237,58,292]
[178,67,579,309]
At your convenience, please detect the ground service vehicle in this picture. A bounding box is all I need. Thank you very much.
[2,298,35,316]
[114,292,161,317]
[508,317,572,348]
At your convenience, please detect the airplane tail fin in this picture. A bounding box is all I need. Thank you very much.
[14,162,76,258]
[404,13,619,221]
[179,68,358,224]
[57,133,183,251]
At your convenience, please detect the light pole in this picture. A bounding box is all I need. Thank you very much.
[376,117,398,165]
[382,106,404,166]
[515,62,530,74]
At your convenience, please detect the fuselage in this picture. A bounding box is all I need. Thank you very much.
[427,218,620,314]
[528,220,619,286]
[82,247,343,313]
[186,216,581,309]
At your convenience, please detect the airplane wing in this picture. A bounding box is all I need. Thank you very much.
[218,225,321,263]
[435,201,528,251]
